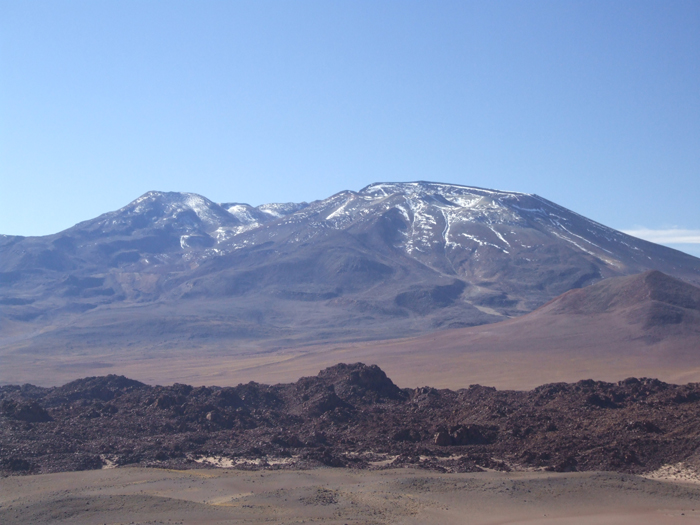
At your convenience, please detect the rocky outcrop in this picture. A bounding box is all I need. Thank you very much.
[3,363,700,476]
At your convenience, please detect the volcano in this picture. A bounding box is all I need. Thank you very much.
[1,182,699,386]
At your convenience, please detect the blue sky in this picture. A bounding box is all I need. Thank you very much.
[1,1,698,256]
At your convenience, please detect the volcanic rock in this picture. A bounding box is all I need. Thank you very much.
[3,363,700,477]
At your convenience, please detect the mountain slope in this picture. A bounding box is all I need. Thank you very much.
[1,182,699,371]
[245,270,699,391]
[535,269,700,335]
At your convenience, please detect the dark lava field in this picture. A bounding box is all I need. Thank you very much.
[2,363,700,477]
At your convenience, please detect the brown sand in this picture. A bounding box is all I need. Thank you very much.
[3,302,700,390]
[2,467,700,524]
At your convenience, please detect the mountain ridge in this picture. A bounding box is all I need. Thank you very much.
[1,181,699,382]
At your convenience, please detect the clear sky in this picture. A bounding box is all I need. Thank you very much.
[1,1,698,256]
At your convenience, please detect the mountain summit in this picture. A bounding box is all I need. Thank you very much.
[1,181,699,375]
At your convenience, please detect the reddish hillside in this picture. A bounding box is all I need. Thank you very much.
[523,270,700,341]
[203,271,700,391]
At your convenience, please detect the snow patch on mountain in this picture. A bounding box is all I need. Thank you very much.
[257,202,309,218]
[73,182,698,281]
[115,191,238,233]
[222,204,260,225]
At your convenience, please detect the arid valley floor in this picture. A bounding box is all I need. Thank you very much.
[5,467,700,524]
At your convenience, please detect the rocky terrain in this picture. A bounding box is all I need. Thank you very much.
[2,182,699,366]
[3,363,700,477]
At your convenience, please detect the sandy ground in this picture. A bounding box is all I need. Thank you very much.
[2,467,700,524]
[4,337,700,391]
[3,307,700,390]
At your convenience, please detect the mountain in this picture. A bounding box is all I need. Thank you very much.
[1,182,699,386]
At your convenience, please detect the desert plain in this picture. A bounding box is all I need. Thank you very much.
[4,466,700,524]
